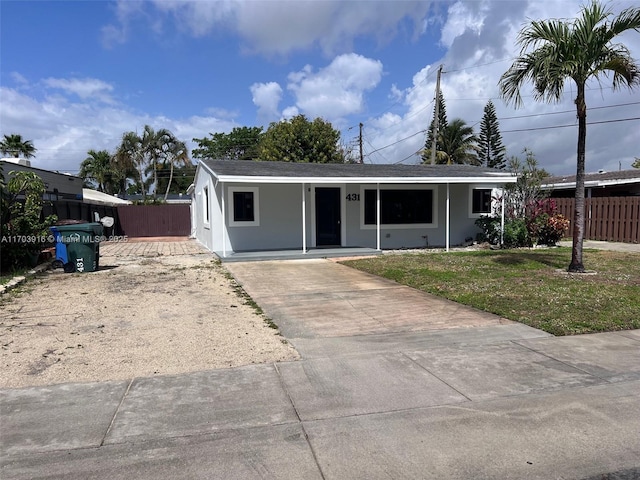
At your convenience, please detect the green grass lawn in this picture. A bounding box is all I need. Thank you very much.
[341,248,640,336]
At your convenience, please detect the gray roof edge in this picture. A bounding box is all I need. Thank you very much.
[200,159,516,181]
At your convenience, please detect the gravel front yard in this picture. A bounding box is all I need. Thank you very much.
[0,251,299,389]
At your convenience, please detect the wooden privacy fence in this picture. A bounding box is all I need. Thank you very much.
[117,204,191,237]
[554,196,640,243]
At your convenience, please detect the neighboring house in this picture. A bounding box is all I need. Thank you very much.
[191,160,516,258]
[0,158,126,226]
[1,158,83,204]
[543,169,640,198]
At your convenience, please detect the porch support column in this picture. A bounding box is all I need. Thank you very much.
[221,182,227,258]
[376,183,381,251]
[500,190,505,246]
[302,183,307,254]
[446,183,450,252]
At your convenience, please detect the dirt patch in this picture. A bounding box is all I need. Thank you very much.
[0,254,299,389]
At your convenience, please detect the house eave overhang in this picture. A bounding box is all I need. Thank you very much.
[543,178,640,190]
[213,174,518,185]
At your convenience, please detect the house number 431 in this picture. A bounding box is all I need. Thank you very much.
[346,194,360,201]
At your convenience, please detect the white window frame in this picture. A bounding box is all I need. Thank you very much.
[468,185,497,218]
[228,186,260,227]
[360,184,438,230]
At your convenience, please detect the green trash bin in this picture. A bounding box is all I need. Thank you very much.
[54,222,104,273]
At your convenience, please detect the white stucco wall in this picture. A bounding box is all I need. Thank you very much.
[193,169,502,253]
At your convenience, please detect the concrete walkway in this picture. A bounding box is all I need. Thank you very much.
[2,244,640,479]
[558,239,640,253]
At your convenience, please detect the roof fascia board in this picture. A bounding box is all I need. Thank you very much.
[543,177,640,189]
[214,175,517,184]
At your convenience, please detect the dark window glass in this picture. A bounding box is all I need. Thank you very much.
[233,191,254,222]
[472,189,492,214]
[204,187,209,222]
[364,189,433,225]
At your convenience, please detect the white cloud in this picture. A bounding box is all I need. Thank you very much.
[109,0,432,56]
[250,82,283,125]
[0,86,238,173]
[204,107,239,119]
[287,53,383,121]
[10,72,29,86]
[281,106,299,120]
[359,0,640,173]
[101,1,147,48]
[43,77,116,104]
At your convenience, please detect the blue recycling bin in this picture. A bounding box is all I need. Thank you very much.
[50,223,103,273]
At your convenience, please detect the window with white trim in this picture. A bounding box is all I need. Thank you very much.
[228,186,260,227]
[470,187,493,216]
[361,186,437,229]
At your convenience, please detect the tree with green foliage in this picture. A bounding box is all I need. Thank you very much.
[79,150,120,194]
[0,171,57,272]
[476,148,558,248]
[142,125,173,197]
[0,134,37,159]
[478,101,506,169]
[114,126,186,198]
[632,157,640,168]
[159,137,192,201]
[156,165,195,197]
[258,115,345,163]
[114,131,146,198]
[504,148,548,219]
[423,118,479,165]
[192,126,263,161]
[421,91,448,164]
[499,1,640,272]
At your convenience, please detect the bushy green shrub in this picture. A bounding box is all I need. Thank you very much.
[503,218,531,248]
[474,216,502,244]
[1,171,57,272]
[475,217,531,248]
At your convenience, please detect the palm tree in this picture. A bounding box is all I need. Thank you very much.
[437,119,479,165]
[79,150,115,193]
[0,134,37,158]
[115,131,146,198]
[161,137,191,201]
[141,125,173,197]
[499,1,640,272]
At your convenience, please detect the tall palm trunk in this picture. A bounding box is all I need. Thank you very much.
[153,162,158,198]
[164,162,174,201]
[569,83,587,273]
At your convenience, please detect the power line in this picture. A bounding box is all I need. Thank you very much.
[364,129,427,158]
[495,101,640,122]
[394,150,423,164]
[502,116,640,133]
[362,133,390,163]
[443,57,514,73]
[346,64,440,132]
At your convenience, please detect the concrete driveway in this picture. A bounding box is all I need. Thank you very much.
[225,259,516,339]
[2,250,640,479]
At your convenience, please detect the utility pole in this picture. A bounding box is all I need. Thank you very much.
[430,64,443,166]
[359,122,364,164]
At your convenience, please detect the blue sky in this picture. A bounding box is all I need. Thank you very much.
[1,0,639,176]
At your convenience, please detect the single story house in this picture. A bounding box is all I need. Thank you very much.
[543,169,640,198]
[190,160,517,259]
